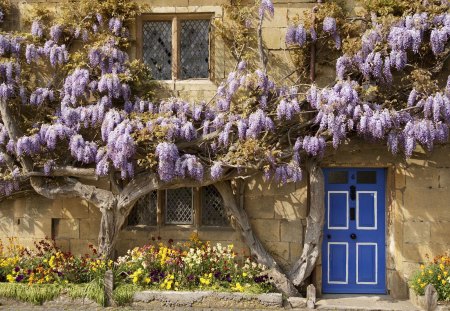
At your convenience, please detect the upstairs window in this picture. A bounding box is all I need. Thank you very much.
[138,14,212,80]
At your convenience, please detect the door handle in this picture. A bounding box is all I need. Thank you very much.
[350,233,357,240]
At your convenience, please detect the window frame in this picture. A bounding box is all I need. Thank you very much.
[126,187,229,229]
[136,13,215,81]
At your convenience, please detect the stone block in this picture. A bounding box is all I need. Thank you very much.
[245,195,275,219]
[289,242,302,262]
[53,218,80,239]
[395,166,406,189]
[274,191,307,220]
[245,175,297,196]
[54,239,70,252]
[198,228,238,241]
[263,7,288,28]
[430,221,450,244]
[251,219,280,242]
[387,270,409,299]
[79,218,100,240]
[69,239,97,256]
[265,242,290,267]
[403,243,448,263]
[402,261,421,279]
[403,187,450,221]
[280,219,302,243]
[262,27,284,49]
[267,50,297,83]
[62,198,89,219]
[403,221,430,243]
[14,216,51,238]
[159,226,192,241]
[188,0,228,6]
[403,165,440,189]
[147,0,188,7]
[437,168,450,188]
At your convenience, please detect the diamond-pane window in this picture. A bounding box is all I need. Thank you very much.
[142,21,172,80]
[180,20,210,79]
[201,185,228,226]
[166,188,193,224]
[128,191,157,226]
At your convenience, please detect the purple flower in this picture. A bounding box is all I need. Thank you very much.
[50,25,63,41]
[323,17,337,34]
[31,20,43,37]
[285,26,296,45]
[109,18,123,36]
[259,0,274,19]
[155,142,179,182]
[211,162,224,180]
[295,25,307,46]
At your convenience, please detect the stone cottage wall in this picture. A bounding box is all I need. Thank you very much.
[0,0,449,300]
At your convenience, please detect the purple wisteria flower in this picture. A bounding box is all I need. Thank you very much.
[31,20,43,37]
[259,0,274,19]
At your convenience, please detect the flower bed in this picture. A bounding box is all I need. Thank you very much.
[0,236,274,305]
[410,254,450,302]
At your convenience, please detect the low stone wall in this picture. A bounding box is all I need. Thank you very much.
[132,290,283,309]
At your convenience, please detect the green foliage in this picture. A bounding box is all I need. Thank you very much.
[0,283,61,305]
[113,283,139,306]
[410,255,450,301]
[67,281,105,306]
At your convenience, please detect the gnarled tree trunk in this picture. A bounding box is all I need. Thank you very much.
[98,201,119,260]
[215,180,300,297]
[288,161,325,286]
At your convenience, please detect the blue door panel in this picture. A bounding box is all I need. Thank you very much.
[329,193,348,228]
[328,243,348,283]
[358,192,376,228]
[357,244,377,283]
[323,168,386,294]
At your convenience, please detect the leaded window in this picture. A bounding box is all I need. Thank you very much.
[180,20,210,79]
[201,185,228,226]
[128,191,157,226]
[139,15,211,80]
[127,186,228,227]
[165,188,193,224]
[142,21,172,80]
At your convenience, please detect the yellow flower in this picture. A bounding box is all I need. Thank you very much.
[49,256,56,268]
[438,275,442,280]
[440,264,445,270]
[242,272,248,277]
[166,281,172,289]
[420,265,425,270]
[232,282,244,292]
[444,271,448,277]
[443,280,447,285]
[420,283,426,288]
[6,274,14,282]
[418,278,421,282]
[145,277,151,284]
[428,269,433,275]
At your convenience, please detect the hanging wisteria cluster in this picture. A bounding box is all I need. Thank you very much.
[0,0,448,197]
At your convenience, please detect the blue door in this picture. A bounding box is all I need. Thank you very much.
[322,168,386,294]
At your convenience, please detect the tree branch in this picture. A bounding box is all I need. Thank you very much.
[29,176,114,209]
[26,167,98,179]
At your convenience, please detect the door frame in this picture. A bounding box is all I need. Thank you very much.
[320,167,389,295]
